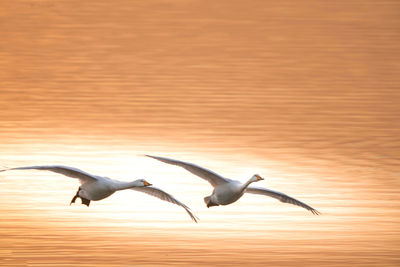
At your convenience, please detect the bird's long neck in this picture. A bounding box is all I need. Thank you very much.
[240,178,255,193]
[115,181,141,191]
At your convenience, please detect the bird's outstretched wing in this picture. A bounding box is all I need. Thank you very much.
[246,186,320,215]
[0,165,98,184]
[146,155,229,187]
[132,186,199,223]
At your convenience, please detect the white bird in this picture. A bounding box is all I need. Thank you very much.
[146,155,320,215]
[0,165,198,222]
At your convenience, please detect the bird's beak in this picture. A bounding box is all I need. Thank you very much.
[256,175,264,181]
[143,181,152,186]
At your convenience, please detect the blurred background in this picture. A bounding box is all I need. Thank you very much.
[0,0,399,266]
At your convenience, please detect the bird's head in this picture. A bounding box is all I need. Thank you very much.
[137,179,152,187]
[251,174,264,182]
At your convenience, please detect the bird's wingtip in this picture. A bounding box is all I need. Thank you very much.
[145,155,162,160]
[0,165,10,172]
[192,215,200,223]
[312,209,321,215]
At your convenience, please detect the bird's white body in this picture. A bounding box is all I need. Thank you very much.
[79,179,116,201]
[79,177,148,201]
[211,181,245,205]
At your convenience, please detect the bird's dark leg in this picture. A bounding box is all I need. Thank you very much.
[207,202,219,208]
[81,198,91,207]
[204,196,219,208]
[70,188,80,205]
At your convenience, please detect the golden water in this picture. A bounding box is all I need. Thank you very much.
[0,0,399,266]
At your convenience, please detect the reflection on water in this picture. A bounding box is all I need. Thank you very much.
[1,0,399,266]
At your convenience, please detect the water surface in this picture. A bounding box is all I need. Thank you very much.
[0,0,399,266]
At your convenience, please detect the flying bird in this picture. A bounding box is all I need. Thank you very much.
[0,165,198,222]
[146,155,320,215]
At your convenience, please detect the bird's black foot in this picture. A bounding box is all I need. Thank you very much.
[204,196,219,208]
[70,195,78,205]
[207,202,219,208]
[70,188,80,205]
[81,198,91,207]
